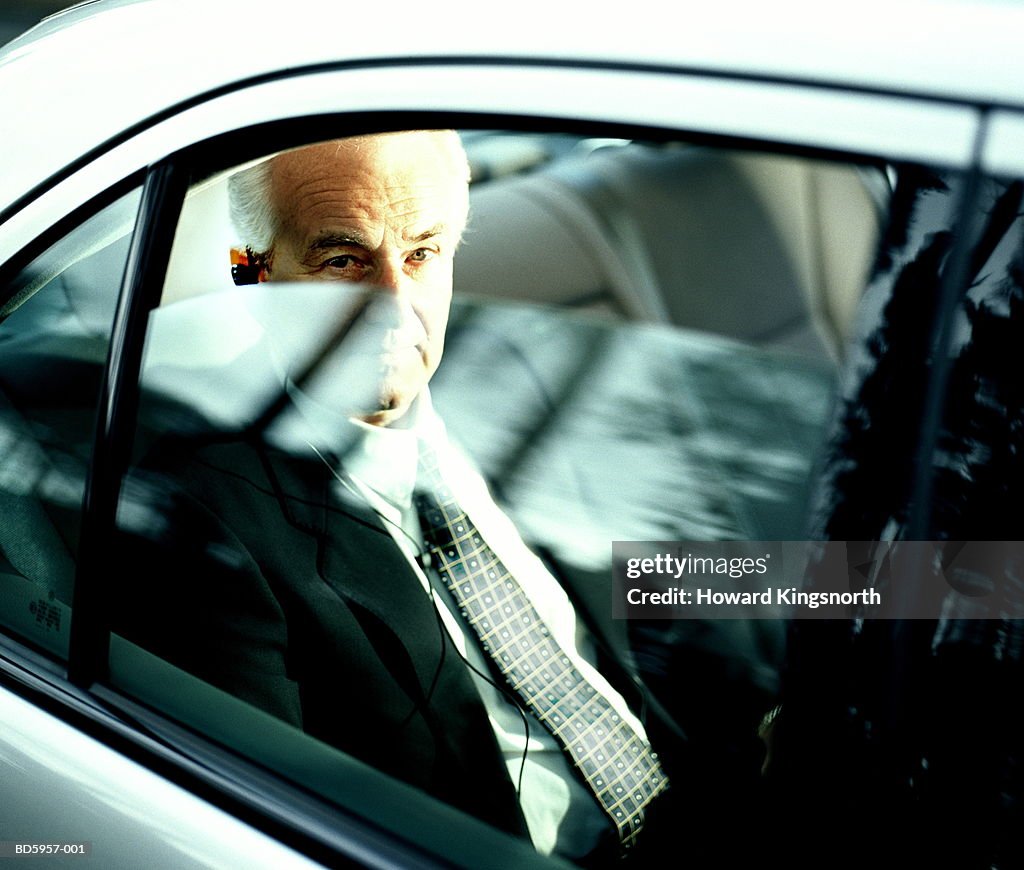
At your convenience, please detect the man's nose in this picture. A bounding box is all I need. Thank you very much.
[373,258,408,296]
[363,277,426,348]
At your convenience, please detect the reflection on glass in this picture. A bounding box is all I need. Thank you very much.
[0,188,140,658]
[113,132,879,864]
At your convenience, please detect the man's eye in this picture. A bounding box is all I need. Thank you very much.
[408,248,435,264]
[325,255,359,269]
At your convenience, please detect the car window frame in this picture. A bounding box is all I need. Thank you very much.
[0,58,985,264]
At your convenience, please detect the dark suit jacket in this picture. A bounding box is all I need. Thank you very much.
[113,432,689,853]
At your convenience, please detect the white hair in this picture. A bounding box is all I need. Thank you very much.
[227,132,471,257]
[227,157,278,255]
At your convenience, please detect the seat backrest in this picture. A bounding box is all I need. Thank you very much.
[455,144,884,361]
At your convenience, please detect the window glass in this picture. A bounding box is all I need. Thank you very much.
[0,189,140,660]
[110,130,886,864]
[780,166,1024,866]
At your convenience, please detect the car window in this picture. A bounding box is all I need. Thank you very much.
[107,128,890,864]
[778,164,1024,866]
[0,188,141,660]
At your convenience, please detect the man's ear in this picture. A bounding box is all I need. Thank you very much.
[230,246,265,285]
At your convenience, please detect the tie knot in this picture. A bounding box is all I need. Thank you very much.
[416,441,445,489]
[416,441,458,518]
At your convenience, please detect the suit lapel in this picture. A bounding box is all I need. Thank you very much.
[255,442,439,659]
[254,442,530,837]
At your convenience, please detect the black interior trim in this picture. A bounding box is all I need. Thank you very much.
[69,161,189,686]
[906,110,991,538]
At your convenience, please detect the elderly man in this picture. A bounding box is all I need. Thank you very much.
[227,131,467,427]
[122,131,687,865]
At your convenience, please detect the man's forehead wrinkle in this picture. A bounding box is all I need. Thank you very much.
[267,134,470,254]
[287,179,447,215]
[287,177,382,209]
[299,189,458,230]
[300,189,377,215]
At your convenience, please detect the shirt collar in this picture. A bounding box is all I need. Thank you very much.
[288,383,440,510]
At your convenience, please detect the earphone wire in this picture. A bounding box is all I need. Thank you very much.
[307,438,531,801]
[426,588,531,803]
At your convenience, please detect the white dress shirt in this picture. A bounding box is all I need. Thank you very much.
[291,387,650,859]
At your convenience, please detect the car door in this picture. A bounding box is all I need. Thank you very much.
[0,53,995,867]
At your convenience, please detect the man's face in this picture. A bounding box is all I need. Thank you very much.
[263,132,469,427]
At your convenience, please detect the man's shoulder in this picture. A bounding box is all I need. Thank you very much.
[147,432,314,491]
[125,431,330,539]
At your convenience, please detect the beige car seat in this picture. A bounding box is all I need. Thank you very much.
[458,144,884,362]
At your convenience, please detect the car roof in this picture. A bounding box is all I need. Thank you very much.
[1,0,1022,215]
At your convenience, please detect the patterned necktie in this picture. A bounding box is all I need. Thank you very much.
[413,448,669,850]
